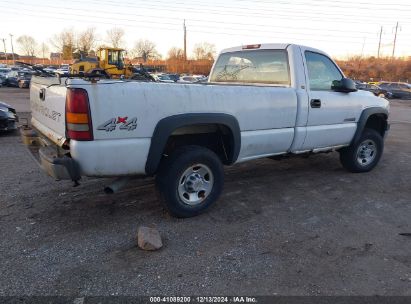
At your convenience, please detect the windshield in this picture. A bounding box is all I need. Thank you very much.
[210,49,290,85]
[108,50,124,66]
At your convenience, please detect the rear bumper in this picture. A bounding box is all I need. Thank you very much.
[39,145,81,181]
[21,127,81,181]
[22,127,150,178]
[18,80,30,88]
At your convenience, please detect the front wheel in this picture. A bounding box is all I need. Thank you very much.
[339,128,383,173]
[155,145,224,218]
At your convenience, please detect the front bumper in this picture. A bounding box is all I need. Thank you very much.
[0,117,17,131]
[21,127,81,181]
[0,109,18,131]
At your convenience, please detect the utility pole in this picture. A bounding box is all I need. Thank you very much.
[1,38,8,62]
[41,43,45,64]
[360,37,366,58]
[392,21,398,58]
[183,19,187,61]
[377,26,382,58]
[9,33,15,64]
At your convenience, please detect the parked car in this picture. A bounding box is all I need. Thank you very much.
[26,43,389,218]
[56,65,70,75]
[193,74,208,82]
[177,75,200,83]
[151,74,175,83]
[4,70,19,86]
[5,70,33,88]
[44,67,57,74]
[166,74,180,82]
[378,82,411,99]
[0,101,18,132]
[197,76,208,83]
[0,74,6,86]
[0,67,11,76]
[0,68,10,85]
[356,83,392,98]
[17,73,32,88]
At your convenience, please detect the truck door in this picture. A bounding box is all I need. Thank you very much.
[300,50,357,150]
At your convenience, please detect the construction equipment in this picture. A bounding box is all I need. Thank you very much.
[69,47,135,79]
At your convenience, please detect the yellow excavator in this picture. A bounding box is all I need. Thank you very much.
[70,47,152,80]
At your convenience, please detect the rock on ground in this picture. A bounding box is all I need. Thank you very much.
[137,226,163,251]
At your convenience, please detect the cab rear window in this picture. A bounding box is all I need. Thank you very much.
[209,49,290,85]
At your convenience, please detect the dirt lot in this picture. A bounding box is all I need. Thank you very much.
[0,87,410,296]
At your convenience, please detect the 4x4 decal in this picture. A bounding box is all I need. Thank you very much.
[97,116,137,132]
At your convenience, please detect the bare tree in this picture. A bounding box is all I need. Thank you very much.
[38,42,49,59]
[167,47,184,60]
[106,27,125,48]
[16,35,37,57]
[77,27,97,54]
[192,42,216,60]
[50,28,76,59]
[132,39,160,62]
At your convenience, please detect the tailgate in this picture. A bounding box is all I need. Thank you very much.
[30,76,67,146]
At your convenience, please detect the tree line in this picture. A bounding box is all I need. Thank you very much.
[13,27,216,62]
[336,56,411,82]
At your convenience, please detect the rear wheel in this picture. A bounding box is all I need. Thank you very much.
[339,128,383,173]
[155,145,224,218]
[88,68,111,79]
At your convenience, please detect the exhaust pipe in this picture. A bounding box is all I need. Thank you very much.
[104,177,131,194]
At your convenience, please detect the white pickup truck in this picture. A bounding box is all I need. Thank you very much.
[25,43,389,217]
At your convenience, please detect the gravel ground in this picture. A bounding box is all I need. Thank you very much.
[0,87,410,296]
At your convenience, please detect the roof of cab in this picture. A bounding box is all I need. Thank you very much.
[220,43,290,53]
[219,43,327,57]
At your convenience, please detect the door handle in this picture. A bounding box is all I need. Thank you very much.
[310,99,321,108]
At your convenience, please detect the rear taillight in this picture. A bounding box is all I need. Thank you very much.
[65,88,93,141]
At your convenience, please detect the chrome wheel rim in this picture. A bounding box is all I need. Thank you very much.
[178,164,214,206]
[356,139,377,166]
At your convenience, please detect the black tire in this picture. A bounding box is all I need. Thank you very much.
[339,128,383,173]
[155,145,224,218]
[88,69,111,79]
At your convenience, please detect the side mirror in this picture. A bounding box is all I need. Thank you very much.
[331,78,358,93]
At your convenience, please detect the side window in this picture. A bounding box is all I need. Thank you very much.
[305,51,343,91]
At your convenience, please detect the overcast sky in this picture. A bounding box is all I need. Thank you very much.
[0,0,410,59]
